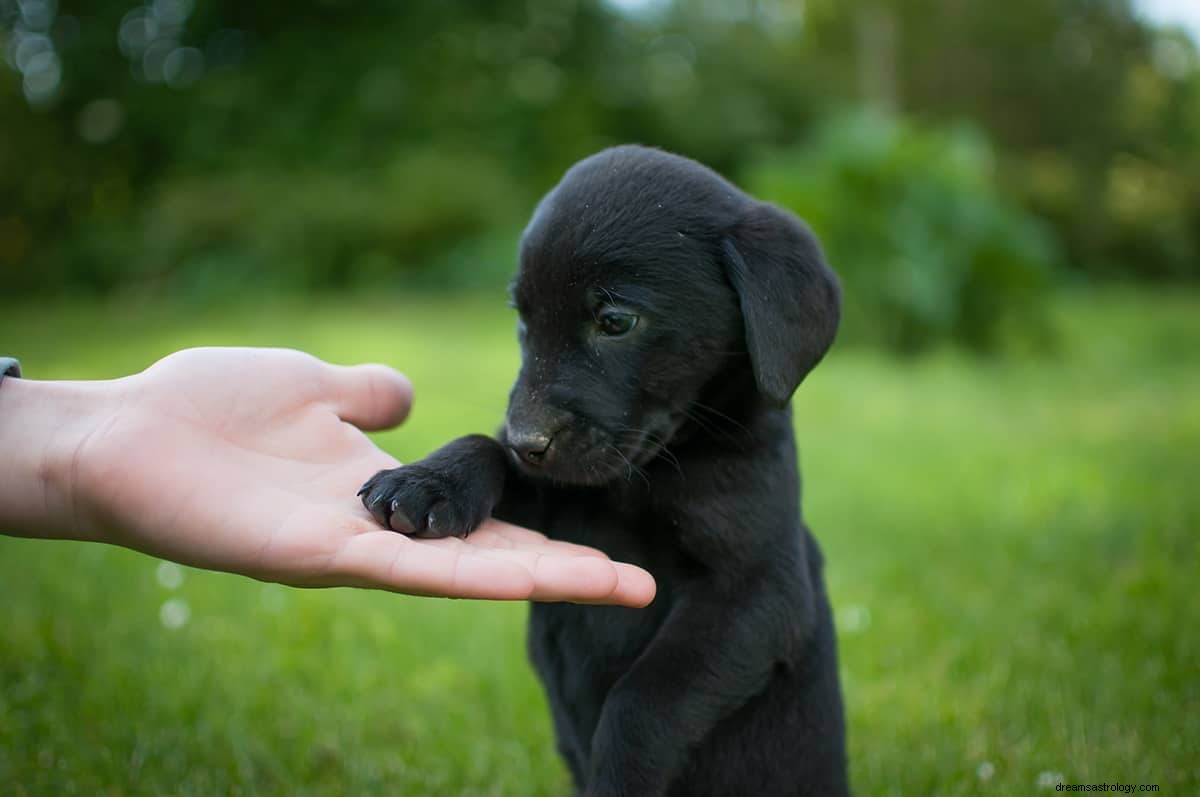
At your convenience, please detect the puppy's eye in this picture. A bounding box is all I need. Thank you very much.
[597,310,638,337]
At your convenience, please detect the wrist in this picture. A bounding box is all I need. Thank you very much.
[0,376,123,541]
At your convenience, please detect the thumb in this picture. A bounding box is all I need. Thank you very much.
[324,363,414,430]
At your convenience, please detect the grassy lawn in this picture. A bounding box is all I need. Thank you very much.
[1,287,1197,795]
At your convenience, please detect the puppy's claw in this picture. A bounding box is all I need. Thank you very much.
[388,503,417,534]
[363,497,388,529]
[357,471,382,498]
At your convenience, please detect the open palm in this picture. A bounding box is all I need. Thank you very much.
[71,347,655,606]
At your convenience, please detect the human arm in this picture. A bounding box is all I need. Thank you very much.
[0,347,655,606]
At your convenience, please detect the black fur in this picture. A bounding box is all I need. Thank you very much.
[359,145,849,796]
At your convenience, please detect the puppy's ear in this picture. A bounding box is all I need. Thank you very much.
[722,202,841,407]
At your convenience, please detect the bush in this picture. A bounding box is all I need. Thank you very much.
[744,113,1062,353]
[132,147,526,297]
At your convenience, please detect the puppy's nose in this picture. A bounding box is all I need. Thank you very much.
[509,430,553,465]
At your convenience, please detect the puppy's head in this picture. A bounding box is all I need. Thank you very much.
[505,145,840,485]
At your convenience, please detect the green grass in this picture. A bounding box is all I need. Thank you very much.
[1,286,1197,795]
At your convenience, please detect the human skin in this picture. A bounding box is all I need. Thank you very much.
[0,347,656,606]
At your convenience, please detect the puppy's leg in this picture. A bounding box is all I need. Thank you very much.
[584,581,814,797]
[358,434,509,538]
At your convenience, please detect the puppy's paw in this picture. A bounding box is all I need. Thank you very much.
[358,465,483,538]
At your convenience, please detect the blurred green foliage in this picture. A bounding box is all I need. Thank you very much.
[2,0,1198,349]
[747,113,1060,352]
[798,0,1200,281]
[141,148,523,296]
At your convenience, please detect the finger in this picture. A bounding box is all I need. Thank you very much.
[469,519,611,558]
[461,520,657,605]
[315,515,657,604]
[608,562,657,608]
[324,363,414,431]
[459,545,619,602]
[530,556,657,607]
[462,545,656,607]
[525,554,622,603]
[327,531,537,599]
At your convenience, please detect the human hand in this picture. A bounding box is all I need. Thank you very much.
[3,347,655,606]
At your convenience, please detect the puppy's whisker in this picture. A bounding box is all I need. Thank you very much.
[638,436,683,474]
[599,285,637,305]
[688,401,752,436]
[677,408,724,440]
[659,447,683,473]
[689,415,744,445]
[681,408,751,451]
[604,445,650,489]
[611,427,684,475]
[684,403,752,446]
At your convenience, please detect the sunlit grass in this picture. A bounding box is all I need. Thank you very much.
[1,286,1197,795]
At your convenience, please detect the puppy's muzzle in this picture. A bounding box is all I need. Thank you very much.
[508,428,554,465]
[506,398,569,468]
[507,390,591,474]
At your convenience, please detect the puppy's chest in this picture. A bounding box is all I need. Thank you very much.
[538,486,692,580]
[530,489,691,666]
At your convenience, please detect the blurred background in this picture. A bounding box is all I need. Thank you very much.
[3,0,1199,338]
[1,1,1197,795]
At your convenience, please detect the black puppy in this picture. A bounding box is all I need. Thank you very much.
[359,145,849,796]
